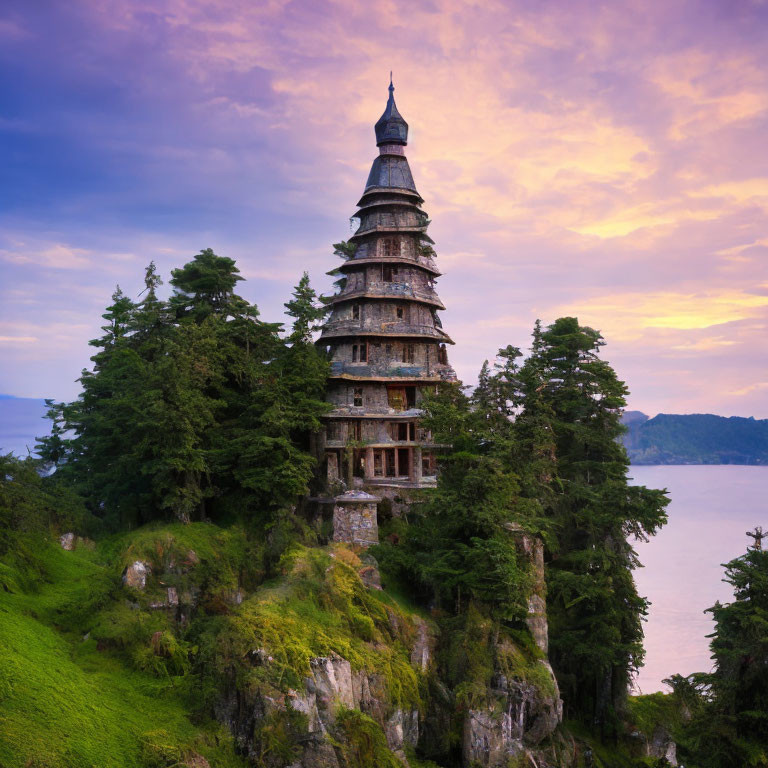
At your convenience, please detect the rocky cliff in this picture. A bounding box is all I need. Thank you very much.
[109,523,565,768]
[1,518,681,768]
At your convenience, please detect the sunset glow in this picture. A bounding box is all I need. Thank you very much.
[1,0,767,416]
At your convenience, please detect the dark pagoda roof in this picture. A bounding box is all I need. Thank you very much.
[365,155,417,192]
[375,76,408,146]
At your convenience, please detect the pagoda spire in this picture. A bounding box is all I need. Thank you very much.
[375,75,408,146]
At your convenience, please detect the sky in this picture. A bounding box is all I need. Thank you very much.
[1,0,768,416]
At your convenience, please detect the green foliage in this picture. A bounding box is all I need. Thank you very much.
[169,247,244,321]
[0,454,98,589]
[0,542,245,768]
[284,270,327,341]
[138,730,183,767]
[374,378,534,622]
[674,549,768,768]
[39,251,328,527]
[251,707,304,766]
[333,240,357,260]
[439,604,554,713]
[198,544,423,711]
[520,317,669,729]
[627,692,680,738]
[336,708,404,768]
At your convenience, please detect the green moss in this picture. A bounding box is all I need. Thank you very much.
[251,707,306,766]
[335,708,403,768]
[561,719,660,768]
[98,521,257,589]
[204,544,424,712]
[138,730,183,767]
[441,603,554,709]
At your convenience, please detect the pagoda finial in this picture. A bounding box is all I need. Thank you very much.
[375,75,408,146]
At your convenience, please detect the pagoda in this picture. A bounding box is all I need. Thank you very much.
[318,78,455,489]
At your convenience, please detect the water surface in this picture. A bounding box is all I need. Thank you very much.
[629,465,768,693]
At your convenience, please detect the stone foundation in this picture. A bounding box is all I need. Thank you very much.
[332,490,380,546]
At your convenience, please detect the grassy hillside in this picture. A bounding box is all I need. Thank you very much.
[0,532,245,768]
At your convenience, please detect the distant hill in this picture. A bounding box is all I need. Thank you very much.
[0,395,50,457]
[621,411,768,465]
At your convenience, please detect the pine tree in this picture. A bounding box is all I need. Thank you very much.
[39,253,331,527]
[525,317,668,731]
[695,546,768,767]
[169,248,245,321]
[284,271,327,343]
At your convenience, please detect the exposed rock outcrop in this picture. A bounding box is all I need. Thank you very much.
[215,651,419,767]
[410,618,434,672]
[646,725,678,766]
[122,560,151,589]
[464,668,562,768]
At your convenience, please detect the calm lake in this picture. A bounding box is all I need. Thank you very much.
[629,465,768,693]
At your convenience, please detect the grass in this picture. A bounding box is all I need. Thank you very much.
[0,536,245,768]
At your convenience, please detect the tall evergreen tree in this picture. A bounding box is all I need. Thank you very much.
[522,317,668,730]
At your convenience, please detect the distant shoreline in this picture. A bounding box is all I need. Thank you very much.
[622,411,768,467]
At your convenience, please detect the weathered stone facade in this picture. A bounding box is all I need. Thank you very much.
[318,79,455,491]
[332,490,380,547]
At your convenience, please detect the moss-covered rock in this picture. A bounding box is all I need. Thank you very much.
[197,544,433,765]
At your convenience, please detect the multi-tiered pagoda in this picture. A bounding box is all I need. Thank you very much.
[318,79,455,489]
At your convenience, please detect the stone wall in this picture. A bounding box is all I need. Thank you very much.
[338,264,437,298]
[325,417,428,445]
[325,299,439,336]
[332,491,380,546]
[326,381,434,413]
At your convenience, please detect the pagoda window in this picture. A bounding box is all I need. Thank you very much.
[402,344,415,364]
[352,304,360,320]
[327,421,342,441]
[350,420,362,441]
[351,342,367,363]
[396,305,407,320]
[373,451,383,476]
[397,448,410,477]
[422,452,436,476]
[388,387,405,411]
[385,449,396,476]
[353,388,363,407]
[381,238,398,259]
[389,422,415,441]
[382,264,399,282]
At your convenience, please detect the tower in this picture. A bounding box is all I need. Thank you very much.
[318,78,455,490]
